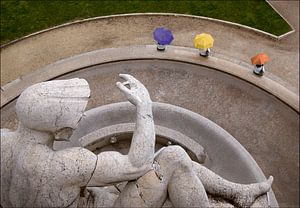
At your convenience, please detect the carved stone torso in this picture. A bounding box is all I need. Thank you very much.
[1,129,97,208]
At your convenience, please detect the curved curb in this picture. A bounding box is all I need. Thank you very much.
[0,12,294,48]
[1,45,299,112]
[266,0,296,39]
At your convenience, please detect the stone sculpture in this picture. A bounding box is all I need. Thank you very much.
[1,74,273,208]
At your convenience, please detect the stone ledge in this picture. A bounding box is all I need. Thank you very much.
[1,45,298,112]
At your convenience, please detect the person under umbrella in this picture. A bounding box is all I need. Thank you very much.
[194,33,214,57]
[153,27,174,51]
[251,53,270,76]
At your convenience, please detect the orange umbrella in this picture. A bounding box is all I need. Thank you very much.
[251,53,269,65]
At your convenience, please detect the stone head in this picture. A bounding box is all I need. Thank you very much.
[16,78,90,135]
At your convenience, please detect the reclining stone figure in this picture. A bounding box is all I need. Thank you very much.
[1,74,273,208]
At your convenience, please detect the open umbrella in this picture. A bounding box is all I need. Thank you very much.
[153,27,174,45]
[251,53,269,65]
[194,33,214,50]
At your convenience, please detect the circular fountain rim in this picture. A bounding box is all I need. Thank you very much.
[1,45,298,112]
[67,101,278,207]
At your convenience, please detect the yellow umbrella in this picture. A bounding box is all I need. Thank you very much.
[194,33,214,50]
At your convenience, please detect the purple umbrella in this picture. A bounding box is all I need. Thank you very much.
[153,27,174,45]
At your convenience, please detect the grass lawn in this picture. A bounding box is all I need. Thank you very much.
[1,0,292,45]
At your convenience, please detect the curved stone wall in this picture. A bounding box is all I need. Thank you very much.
[65,101,278,206]
[1,46,298,111]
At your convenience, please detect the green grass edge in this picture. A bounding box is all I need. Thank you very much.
[1,0,293,45]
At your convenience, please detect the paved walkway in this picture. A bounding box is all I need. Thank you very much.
[1,2,299,96]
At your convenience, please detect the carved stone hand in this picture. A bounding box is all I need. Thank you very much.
[116,74,151,107]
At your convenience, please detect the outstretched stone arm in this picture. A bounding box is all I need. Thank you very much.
[88,74,155,186]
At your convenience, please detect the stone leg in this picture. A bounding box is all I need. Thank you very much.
[192,161,273,207]
[114,145,210,207]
